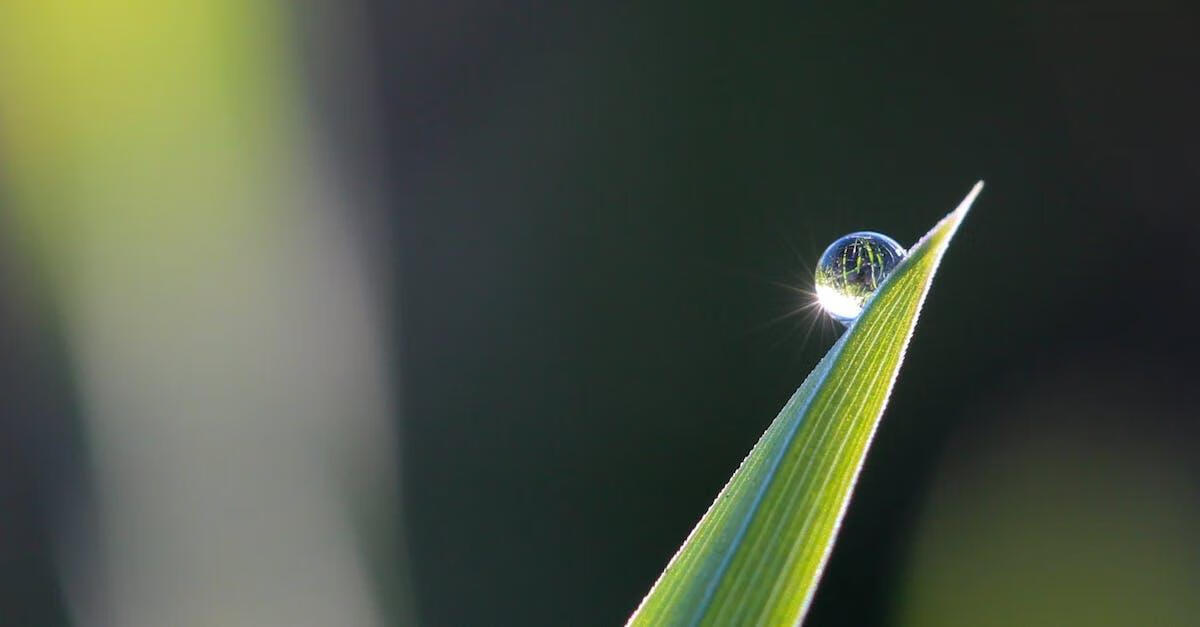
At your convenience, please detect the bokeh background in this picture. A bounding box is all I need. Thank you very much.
[3,0,1200,625]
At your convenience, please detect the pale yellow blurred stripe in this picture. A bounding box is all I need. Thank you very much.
[0,1,410,625]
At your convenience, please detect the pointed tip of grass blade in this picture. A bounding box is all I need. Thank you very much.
[914,180,983,282]
[626,182,983,627]
[911,180,983,253]
[952,180,984,226]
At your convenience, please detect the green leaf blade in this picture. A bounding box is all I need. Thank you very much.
[628,182,983,627]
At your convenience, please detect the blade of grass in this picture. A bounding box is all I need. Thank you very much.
[628,182,983,626]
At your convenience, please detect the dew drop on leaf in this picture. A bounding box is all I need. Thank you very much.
[815,231,907,325]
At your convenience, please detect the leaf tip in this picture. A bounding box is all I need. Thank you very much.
[953,180,984,221]
[909,181,983,257]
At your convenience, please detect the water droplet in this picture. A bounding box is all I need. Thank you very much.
[815,231,907,325]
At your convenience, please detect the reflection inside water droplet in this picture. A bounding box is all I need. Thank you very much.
[815,231,907,325]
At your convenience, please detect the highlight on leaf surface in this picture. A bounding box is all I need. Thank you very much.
[627,182,983,626]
